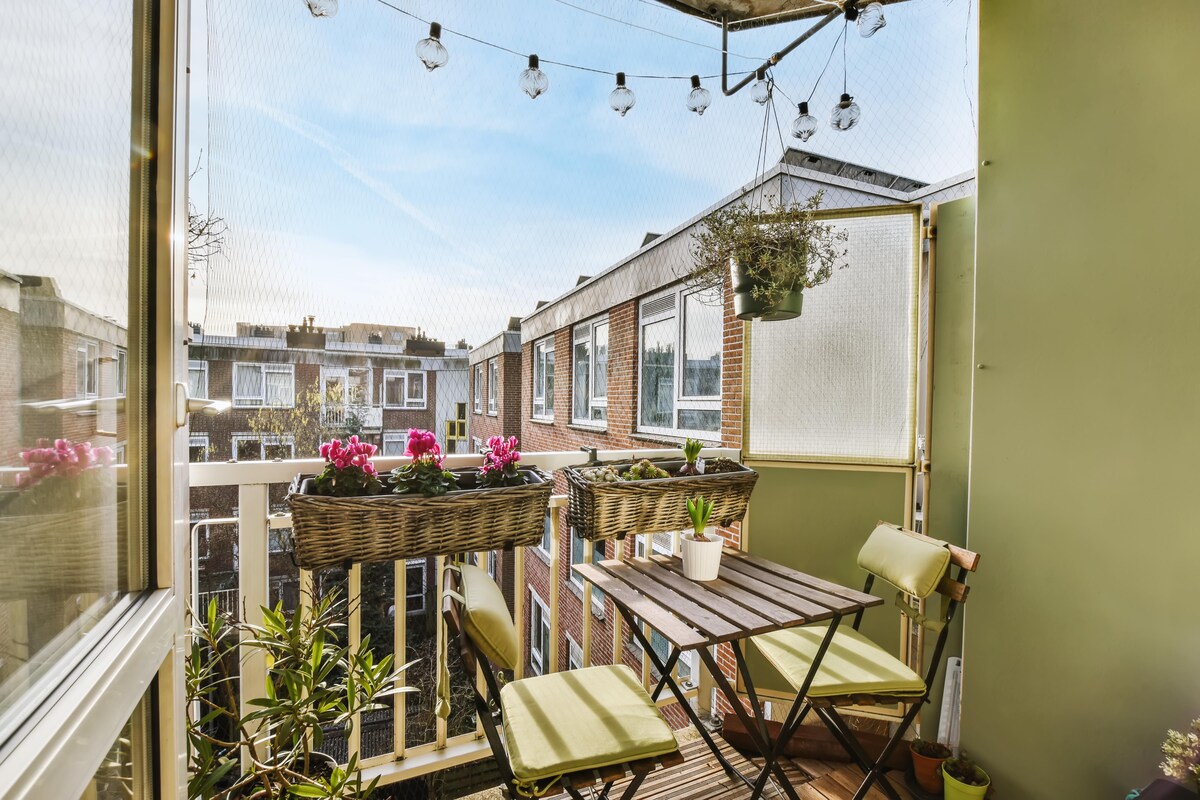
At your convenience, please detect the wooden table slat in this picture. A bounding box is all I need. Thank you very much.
[645,555,806,630]
[602,561,743,642]
[711,564,837,621]
[723,549,884,608]
[572,563,707,649]
[718,556,861,614]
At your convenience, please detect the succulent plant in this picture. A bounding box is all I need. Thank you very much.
[623,460,670,481]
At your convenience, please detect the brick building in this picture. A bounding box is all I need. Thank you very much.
[466,318,523,451]
[489,148,974,720]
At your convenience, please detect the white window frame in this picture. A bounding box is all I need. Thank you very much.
[566,635,583,671]
[188,359,208,399]
[570,531,605,592]
[76,339,99,398]
[487,550,497,579]
[487,358,498,416]
[382,369,426,410]
[539,510,553,556]
[529,589,551,676]
[473,363,483,413]
[636,286,723,440]
[405,559,427,615]
[231,433,296,461]
[532,337,554,420]
[232,362,295,408]
[115,347,128,397]
[572,317,609,426]
[189,433,210,463]
[382,432,409,457]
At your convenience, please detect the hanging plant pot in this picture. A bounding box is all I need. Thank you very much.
[730,256,804,322]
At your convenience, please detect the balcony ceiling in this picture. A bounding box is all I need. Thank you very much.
[652,0,909,28]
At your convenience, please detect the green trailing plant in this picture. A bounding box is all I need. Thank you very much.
[677,438,704,477]
[623,459,670,481]
[943,756,989,787]
[186,590,414,799]
[1161,717,1200,791]
[688,190,849,307]
[911,739,952,759]
[686,496,715,540]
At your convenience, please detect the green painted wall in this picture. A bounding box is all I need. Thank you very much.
[922,194,976,734]
[966,2,1200,796]
[744,465,908,697]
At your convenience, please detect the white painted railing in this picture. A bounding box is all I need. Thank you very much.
[187,447,737,787]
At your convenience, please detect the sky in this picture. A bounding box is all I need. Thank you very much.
[189,0,977,345]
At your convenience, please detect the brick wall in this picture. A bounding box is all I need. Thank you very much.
[469,351,522,447]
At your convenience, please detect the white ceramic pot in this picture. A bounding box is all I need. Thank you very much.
[681,528,723,581]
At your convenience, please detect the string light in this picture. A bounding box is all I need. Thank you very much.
[304,0,338,18]
[750,68,771,105]
[609,72,636,116]
[416,22,448,71]
[519,55,549,99]
[830,93,861,130]
[791,102,818,141]
[686,75,711,116]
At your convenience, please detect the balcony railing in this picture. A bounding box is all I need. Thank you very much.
[320,404,383,431]
[188,447,737,788]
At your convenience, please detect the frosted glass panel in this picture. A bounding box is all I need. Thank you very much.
[748,210,918,464]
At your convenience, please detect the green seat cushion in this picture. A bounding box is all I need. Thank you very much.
[857,524,951,599]
[459,564,518,671]
[500,664,679,784]
[752,624,927,698]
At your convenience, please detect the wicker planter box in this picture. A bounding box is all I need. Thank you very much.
[288,467,553,570]
[562,458,758,541]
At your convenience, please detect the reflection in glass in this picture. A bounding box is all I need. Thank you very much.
[683,291,722,398]
[640,319,675,429]
[573,333,590,421]
[81,691,149,799]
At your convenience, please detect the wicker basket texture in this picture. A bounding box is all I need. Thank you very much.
[563,458,758,541]
[288,467,553,570]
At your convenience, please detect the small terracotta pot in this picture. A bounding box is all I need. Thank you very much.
[910,742,950,793]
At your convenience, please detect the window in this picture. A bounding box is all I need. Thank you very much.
[638,288,722,437]
[570,532,605,591]
[189,434,210,463]
[268,529,288,554]
[632,534,694,685]
[382,432,408,456]
[539,509,553,555]
[382,369,426,409]
[473,436,484,454]
[76,340,99,398]
[567,636,583,671]
[233,363,294,407]
[473,363,483,413]
[532,337,554,419]
[115,347,127,396]
[405,559,427,614]
[529,589,551,675]
[572,318,608,424]
[188,360,208,399]
[487,358,498,415]
[232,433,295,461]
[487,550,497,579]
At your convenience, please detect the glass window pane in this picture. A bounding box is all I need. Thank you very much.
[0,0,149,730]
[233,364,262,403]
[384,375,403,406]
[573,336,590,420]
[640,319,675,428]
[81,690,150,799]
[407,371,424,403]
[678,409,720,433]
[544,347,554,410]
[263,370,290,406]
[683,291,722,398]
[593,323,608,399]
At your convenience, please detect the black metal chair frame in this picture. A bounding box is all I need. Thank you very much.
[442,568,682,800]
[748,525,981,800]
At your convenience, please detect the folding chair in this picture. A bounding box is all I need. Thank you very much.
[748,522,981,800]
[442,564,684,799]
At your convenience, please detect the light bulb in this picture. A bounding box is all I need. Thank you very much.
[791,102,818,141]
[831,93,861,131]
[304,0,337,18]
[416,22,449,72]
[858,2,887,37]
[519,54,549,99]
[610,72,636,117]
[686,75,711,116]
[750,68,770,105]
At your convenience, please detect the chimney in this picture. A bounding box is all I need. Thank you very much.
[286,315,327,350]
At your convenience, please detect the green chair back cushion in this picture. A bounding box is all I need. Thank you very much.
[857,523,951,599]
[459,563,518,671]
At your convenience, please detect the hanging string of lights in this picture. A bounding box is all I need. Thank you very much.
[304,0,886,124]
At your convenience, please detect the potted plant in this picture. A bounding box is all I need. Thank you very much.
[313,436,384,496]
[942,756,991,800]
[389,428,456,497]
[624,459,671,481]
[677,438,704,477]
[688,189,849,321]
[186,590,413,799]
[1133,717,1200,798]
[681,496,722,581]
[910,738,952,793]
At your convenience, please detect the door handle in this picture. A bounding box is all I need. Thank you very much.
[175,382,231,427]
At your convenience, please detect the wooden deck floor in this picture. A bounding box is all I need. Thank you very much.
[464,734,917,800]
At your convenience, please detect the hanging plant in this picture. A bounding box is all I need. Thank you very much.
[688,189,848,321]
